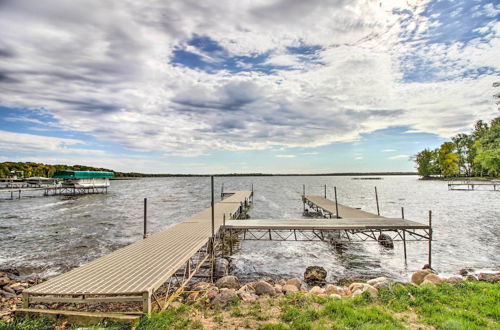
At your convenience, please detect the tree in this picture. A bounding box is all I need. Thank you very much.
[438,142,460,177]
[474,117,500,176]
[452,133,474,176]
[414,149,438,177]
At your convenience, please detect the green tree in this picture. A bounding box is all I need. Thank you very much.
[452,133,475,176]
[414,149,438,177]
[474,117,500,176]
[438,142,460,177]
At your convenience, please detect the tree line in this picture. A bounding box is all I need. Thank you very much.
[414,116,500,178]
[0,162,131,178]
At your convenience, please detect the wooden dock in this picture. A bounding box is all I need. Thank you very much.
[23,190,253,315]
[0,186,109,199]
[303,195,383,218]
[448,181,498,191]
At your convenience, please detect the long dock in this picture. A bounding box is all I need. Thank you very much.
[303,195,384,218]
[22,190,253,315]
[0,186,109,199]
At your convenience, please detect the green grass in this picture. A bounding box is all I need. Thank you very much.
[1,282,498,329]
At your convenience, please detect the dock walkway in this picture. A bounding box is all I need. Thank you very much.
[303,195,383,218]
[23,190,253,314]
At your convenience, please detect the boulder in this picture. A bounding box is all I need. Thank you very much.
[259,277,275,285]
[411,270,433,285]
[282,284,299,295]
[459,268,473,276]
[207,288,219,300]
[274,284,283,294]
[325,284,340,295]
[254,281,276,296]
[466,275,478,281]
[285,278,302,289]
[215,275,241,290]
[421,279,436,286]
[191,282,212,291]
[367,277,391,289]
[423,273,442,285]
[212,288,238,307]
[349,283,378,298]
[215,258,230,277]
[237,282,256,294]
[8,285,24,294]
[304,266,327,285]
[309,286,324,295]
[329,294,342,299]
[278,279,286,286]
[238,292,257,303]
[0,277,10,287]
[478,273,500,283]
[445,277,463,284]
[377,233,394,248]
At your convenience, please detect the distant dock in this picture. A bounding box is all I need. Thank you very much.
[448,179,499,191]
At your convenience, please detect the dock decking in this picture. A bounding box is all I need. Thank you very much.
[303,195,383,218]
[23,190,253,314]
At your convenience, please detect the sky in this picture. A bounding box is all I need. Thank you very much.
[0,0,499,174]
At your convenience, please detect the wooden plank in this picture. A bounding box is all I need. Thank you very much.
[304,195,383,218]
[15,308,140,325]
[30,296,143,304]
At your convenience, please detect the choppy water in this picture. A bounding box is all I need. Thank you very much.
[0,176,498,282]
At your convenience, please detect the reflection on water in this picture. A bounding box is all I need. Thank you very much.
[0,176,499,281]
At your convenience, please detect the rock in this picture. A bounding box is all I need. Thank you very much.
[325,284,340,295]
[0,290,15,299]
[422,273,442,285]
[212,288,238,307]
[445,277,463,283]
[466,275,478,281]
[0,268,20,277]
[238,292,258,303]
[285,278,302,289]
[282,284,299,295]
[367,277,391,289]
[1,286,15,295]
[259,277,275,285]
[478,273,500,283]
[421,279,436,286]
[377,233,394,248]
[191,282,212,291]
[187,291,200,301]
[254,281,276,296]
[8,285,24,294]
[459,268,473,276]
[304,266,327,285]
[278,279,286,286]
[237,282,256,293]
[0,277,10,287]
[349,283,378,298]
[411,270,433,285]
[309,286,324,295]
[207,288,219,300]
[329,294,342,299]
[215,275,241,290]
[274,284,283,294]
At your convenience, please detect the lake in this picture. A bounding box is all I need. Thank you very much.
[0,176,498,282]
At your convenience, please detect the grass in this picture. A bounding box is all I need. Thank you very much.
[1,282,498,329]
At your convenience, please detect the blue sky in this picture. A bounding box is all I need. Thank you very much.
[0,0,498,173]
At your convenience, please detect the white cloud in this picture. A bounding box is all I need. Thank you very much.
[355,156,363,160]
[388,154,410,160]
[382,149,396,152]
[276,154,296,158]
[0,0,498,159]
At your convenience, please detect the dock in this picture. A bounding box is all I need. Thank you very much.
[23,190,253,315]
[448,180,498,191]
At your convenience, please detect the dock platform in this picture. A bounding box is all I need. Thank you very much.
[23,190,253,314]
[303,195,383,218]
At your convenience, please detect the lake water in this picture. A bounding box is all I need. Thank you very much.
[0,176,498,282]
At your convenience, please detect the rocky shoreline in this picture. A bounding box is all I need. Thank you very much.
[1,265,499,322]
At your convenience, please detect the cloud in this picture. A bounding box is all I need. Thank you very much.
[388,154,410,160]
[0,0,498,159]
[276,154,296,158]
[382,149,396,152]
[355,156,363,160]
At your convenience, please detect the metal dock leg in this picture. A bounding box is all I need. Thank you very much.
[143,292,151,315]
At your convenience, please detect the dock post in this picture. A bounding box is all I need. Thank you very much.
[375,187,380,216]
[334,186,339,218]
[251,183,254,203]
[402,230,407,264]
[22,293,29,308]
[211,176,215,245]
[303,184,306,212]
[401,207,404,219]
[428,210,432,268]
[10,191,13,200]
[324,184,326,198]
[142,292,151,315]
[18,190,21,199]
[143,198,147,239]
[221,183,224,200]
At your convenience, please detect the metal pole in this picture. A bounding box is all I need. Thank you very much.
[221,183,224,200]
[334,186,339,219]
[303,184,306,212]
[428,210,432,268]
[324,184,327,198]
[402,230,407,264]
[143,198,147,239]
[375,186,380,216]
[401,207,405,219]
[211,176,215,244]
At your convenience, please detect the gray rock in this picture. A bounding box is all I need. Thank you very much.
[325,284,340,295]
[422,274,442,285]
[254,281,276,296]
[411,270,433,285]
[215,258,230,277]
[238,292,258,303]
[304,266,327,285]
[285,278,302,289]
[215,275,241,290]
[212,288,238,307]
[377,233,394,248]
[478,272,500,283]
[282,284,299,295]
[367,277,391,289]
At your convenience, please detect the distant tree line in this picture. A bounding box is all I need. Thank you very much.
[414,117,500,178]
[0,162,129,178]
